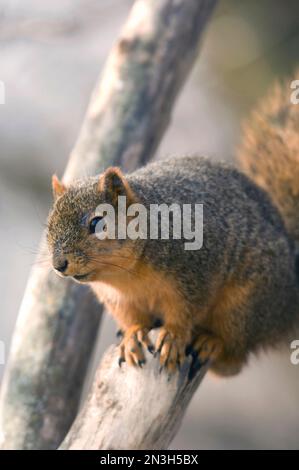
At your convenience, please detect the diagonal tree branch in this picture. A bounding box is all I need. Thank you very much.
[60,332,210,450]
[0,0,217,450]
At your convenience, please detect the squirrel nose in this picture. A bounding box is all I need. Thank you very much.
[54,258,68,273]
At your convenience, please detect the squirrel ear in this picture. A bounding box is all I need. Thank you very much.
[52,174,66,200]
[98,167,134,205]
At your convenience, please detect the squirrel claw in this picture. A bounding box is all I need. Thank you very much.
[187,333,224,380]
[119,326,152,368]
[185,344,195,357]
[155,326,188,374]
[188,356,202,381]
[118,357,125,368]
[193,334,224,363]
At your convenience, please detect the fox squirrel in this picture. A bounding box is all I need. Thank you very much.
[47,77,299,378]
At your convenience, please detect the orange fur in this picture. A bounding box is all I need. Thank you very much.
[91,258,193,369]
[208,280,254,342]
[52,174,66,199]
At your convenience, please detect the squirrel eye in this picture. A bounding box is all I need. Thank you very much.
[89,216,106,234]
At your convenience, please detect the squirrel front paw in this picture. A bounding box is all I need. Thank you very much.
[118,325,154,367]
[155,326,187,373]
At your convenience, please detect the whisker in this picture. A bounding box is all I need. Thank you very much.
[92,252,163,283]
[87,255,162,283]
[34,258,51,265]
[87,257,138,277]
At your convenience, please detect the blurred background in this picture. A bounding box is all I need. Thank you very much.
[1,0,299,449]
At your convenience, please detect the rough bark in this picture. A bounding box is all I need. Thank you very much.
[0,0,217,450]
[60,332,210,450]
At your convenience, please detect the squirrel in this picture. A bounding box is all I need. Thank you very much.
[47,76,299,378]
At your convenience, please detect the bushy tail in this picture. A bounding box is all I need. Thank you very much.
[237,75,299,244]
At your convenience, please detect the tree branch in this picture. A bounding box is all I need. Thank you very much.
[60,331,210,450]
[0,0,217,450]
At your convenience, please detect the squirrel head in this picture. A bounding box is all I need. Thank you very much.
[47,167,140,283]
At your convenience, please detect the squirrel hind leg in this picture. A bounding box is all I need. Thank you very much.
[187,333,224,380]
[209,355,246,377]
[192,333,224,362]
[187,332,246,379]
[209,349,248,377]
